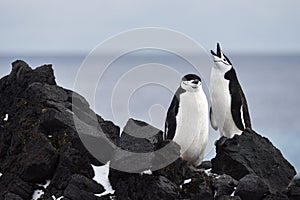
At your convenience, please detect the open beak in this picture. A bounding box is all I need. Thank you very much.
[210,43,223,58]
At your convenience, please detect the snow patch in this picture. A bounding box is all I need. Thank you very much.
[38,180,51,188]
[141,169,152,175]
[213,190,217,198]
[230,187,237,196]
[204,168,212,176]
[92,163,114,197]
[32,180,51,200]
[3,114,8,121]
[32,190,44,200]
[180,178,192,189]
[204,169,220,179]
[52,195,64,200]
[183,179,192,184]
[0,173,2,177]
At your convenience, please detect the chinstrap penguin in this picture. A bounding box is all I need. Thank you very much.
[210,43,251,138]
[165,74,209,166]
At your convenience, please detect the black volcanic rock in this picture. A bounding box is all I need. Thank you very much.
[199,160,212,170]
[263,193,289,200]
[0,173,34,199]
[110,118,163,173]
[212,174,238,198]
[68,174,104,193]
[235,174,269,200]
[217,196,242,200]
[181,171,214,200]
[4,192,24,200]
[0,61,119,199]
[118,118,162,153]
[6,60,56,87]
[111,173,181,200]
[63,174,104,200]
[153,157,195,186]
[19,133,58,183]
[211,129,296,193]
[49,144,94,191]
[287,178,300,200]
[108,117,219,200]
[108,118,182,199]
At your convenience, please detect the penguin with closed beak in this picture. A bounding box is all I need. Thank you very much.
[165,74,209,166]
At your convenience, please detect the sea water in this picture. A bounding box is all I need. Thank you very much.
[0,52,299,176]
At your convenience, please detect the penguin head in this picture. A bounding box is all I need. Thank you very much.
[181,74,202,92]
[211,43,232,72]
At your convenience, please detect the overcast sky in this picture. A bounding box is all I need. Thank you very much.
[1,0,300,54]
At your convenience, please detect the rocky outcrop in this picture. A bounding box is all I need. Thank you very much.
[211,129,296,194]
[0,61,298,199]
[0,61,117,199]
[108,119,297,199]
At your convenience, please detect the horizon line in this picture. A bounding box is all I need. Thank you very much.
[1,50,300,57]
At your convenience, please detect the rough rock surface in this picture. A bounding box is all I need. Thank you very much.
[263,193,290,200]
[0,61,298,200]
[212,174,238,198]
[211,129,296,194]
[235,174,269,200]
[181,171,214,200]
[110,118,163,173]
[287,178,300,200]
[0,61,117,199]
[111,172,181,200]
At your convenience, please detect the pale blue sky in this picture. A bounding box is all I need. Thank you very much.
[1,0,300,54]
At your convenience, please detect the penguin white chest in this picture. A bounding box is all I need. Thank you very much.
[210,69,242,137]
[173,90,208,165]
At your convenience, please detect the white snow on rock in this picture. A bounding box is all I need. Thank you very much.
[180,178,192,189]
[204,168,221,179]
[230,187,237,196]
[92,162,114,197]
[32,190,44,200]
[3,114,8,121]
[32,180,51,200]
[204,168,212,176]
[51,195,64,200]
[183,179,192,184]
[141,169,152,175]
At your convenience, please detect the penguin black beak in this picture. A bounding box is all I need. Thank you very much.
[210,50,217,56]
[192,80,199,84]
[210,43,222,58]
[216,43,221,57]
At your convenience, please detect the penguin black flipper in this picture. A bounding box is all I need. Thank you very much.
[224,68,252,130]
[165,87,184,140]
[238,81,252,130]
